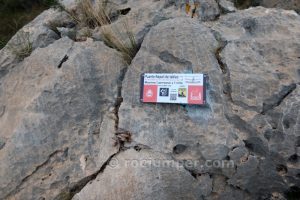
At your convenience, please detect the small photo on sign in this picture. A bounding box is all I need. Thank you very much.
[159,88,169,97]
[178,88,187,98]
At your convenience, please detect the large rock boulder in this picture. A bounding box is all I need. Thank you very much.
[0,1,300,200]
[88,7,299,200]
[212,7,300,198]
[118,17,231,156]
[0,37,125,200]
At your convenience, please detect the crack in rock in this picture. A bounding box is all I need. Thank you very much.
[261,83,297,114]
[60,45,134,199]
[55,151,121,200]
[213,33,233,102]
[4,148,69,199]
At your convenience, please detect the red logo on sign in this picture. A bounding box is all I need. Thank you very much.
[143,85,158,102]
[188,86,203,104]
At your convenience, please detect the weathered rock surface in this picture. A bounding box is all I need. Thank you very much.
[212,7,300,198]
[0,1,300,200]
[256,0,300,13]
[229,0,300,12]
[0,37,124,199]
[212,7,300,114]
[73,149,207,200]
[257,0,300,13]
[119,17,229,155]
[217,0,237,13]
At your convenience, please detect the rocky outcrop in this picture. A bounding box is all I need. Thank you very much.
[0,1,300,200]
[73,149,207,200]
[75,7,300,200]
[0,37,125,199]
[260,0,300,13]
[229,0,300,12]
[212,7,300,198]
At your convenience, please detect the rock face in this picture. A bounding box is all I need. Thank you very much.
[73,149,206,200]
[76,7,300,200]
[0,1,300,200]
[259,0,300,12]
[230,0,300,12]
[0,38,124,199]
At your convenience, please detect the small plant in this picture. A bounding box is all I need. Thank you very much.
[55,2,80,24]
[7,30,33,60]
[101,20,138,65]
[58,0,138,64]
[77,0,111,28]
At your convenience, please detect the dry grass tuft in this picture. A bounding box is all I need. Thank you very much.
[7,30,33,60]
[58,0,138,64]
[101,20,138,65]
[77,0,111,28]
[78,0,137,64]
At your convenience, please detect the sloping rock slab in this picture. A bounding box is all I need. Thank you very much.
[0,37,124,200]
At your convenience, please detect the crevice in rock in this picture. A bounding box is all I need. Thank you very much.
[64,144,154,199]
[4,148,69,199]
[113,65,128,147]
[57,54,69,69]
[215,45,227,74]
[213,32,233,102]
[55,151,121,200]
[62,41,134,199]
[261,83,297,114]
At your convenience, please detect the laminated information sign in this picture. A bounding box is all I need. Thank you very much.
[140,73,208,105]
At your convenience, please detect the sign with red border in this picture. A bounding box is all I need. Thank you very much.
[140,73,208,105]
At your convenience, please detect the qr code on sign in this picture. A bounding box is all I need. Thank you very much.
[170,94,177,101]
